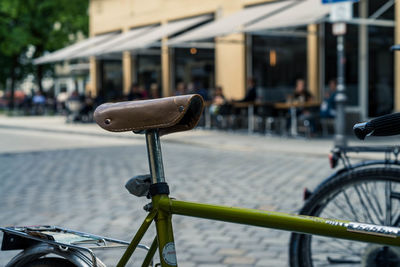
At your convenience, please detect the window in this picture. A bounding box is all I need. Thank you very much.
[174,48,215,99]
[137,54,161,95]
[252,34,307,102]
[368,0,394,116]
[100,60,123,101]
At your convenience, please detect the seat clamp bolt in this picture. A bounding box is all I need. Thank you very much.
[178,106,184,112]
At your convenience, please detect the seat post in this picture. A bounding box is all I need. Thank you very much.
[145,130,166,184]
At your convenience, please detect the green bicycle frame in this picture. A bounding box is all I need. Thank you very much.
[117,194,400,267]
[116,130,400,267]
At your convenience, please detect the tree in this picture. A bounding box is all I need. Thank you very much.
[0,0,88,108]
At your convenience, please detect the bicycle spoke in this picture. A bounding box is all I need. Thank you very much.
[292,169,400,267]
[330,189,360,221]
[322,189,371,222]
[322,203,358,222]
[328,201,357,220]
[366,181,384,219]
[385,181,392,225]
[390,186,400,226]
[392,213,400,226]
[354,185,378,224]
[310,182,394,266]
[359,182,384,225]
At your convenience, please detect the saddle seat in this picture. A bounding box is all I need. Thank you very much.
[94,94,204,136]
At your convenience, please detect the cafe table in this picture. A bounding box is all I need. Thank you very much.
[231,101,273,134]
[274,101,320,136]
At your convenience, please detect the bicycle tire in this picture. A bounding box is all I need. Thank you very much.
[23,257,76,267]
[289,167,400,267]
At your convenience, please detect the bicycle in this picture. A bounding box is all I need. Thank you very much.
[2,94,400,267]
[289,144,400,266]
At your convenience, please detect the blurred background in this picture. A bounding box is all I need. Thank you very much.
[0,0,398,134]
[0,0,400,266]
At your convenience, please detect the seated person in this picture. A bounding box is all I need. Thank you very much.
[320,79,337,119]
[239,77,257,102]
[291,78,313,103]
[288,79,316,134]
[210,86,227,115]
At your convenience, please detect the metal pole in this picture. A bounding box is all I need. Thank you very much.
[248,104,254,135]
[359,0,368,121]
[334,34,347,147]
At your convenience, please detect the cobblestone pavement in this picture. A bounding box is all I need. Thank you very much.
[0,125,336,267]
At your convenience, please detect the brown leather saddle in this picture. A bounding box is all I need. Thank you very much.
[94,94,204,136]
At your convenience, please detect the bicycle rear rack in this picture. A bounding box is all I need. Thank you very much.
[1,225,151,267]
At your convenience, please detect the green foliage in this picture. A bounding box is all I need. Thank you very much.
[0,0,89,90]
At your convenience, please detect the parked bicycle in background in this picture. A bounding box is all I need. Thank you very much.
[290,113,400,266]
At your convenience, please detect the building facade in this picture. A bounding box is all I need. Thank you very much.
[88,0,399,120]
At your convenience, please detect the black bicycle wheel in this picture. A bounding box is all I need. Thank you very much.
[289,167,400,267]
[24,257,76,267]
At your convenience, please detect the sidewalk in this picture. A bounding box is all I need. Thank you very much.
[0,115,396,158]
[0,115,399,266]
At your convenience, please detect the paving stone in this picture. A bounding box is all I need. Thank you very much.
[217,248,245,256]
[177,262,197,267]
[198,264,224,267]
[256,258,289,267]
[0,128,333,266]
[223,256,256,265]
[191,255,224,264]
